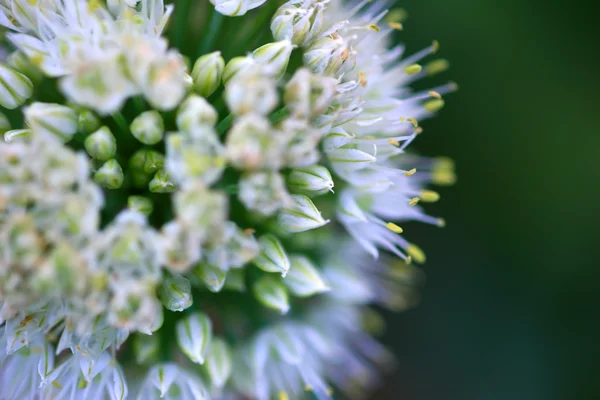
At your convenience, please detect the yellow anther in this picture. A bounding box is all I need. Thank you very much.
[425,59,449,76]
[368,24,380,32]
[358,71,368,87]
[385,8,408,23]
[415,127,424,134]
[386,222,404,234]
[431,40,440,53]
[387,138,400,147]
[424,99,445,112]
[409,197,420,206]
[278,391,289,400]
[405,255,412,265]
[432,170,456,186]
[78,379,89,390]
[399,116,406,122]
[407,243,426,264]
[428,90,442,99]
[419,189,440,202]
[435,157,455,170]
[52,380,63,389]
[404,64,422,75]
[404,168,417,176]
[389,22,403,30]
[407,117,418,127]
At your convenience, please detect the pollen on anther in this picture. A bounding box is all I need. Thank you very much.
[404,168,417,176]
[387,138,400,146]
[428,90,442,99]
[386,222,403,234]
[409,197,420,206]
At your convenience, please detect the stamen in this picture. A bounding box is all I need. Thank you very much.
[387,138,400,147]
[358,72,368,87]
[428,90,442,99]
[407,243,426,264]
[389,22,403,30]
[424,99,445,112]
[404,168,417,176]
[409,197,420,206]
[425,59,449,76]
[386,222,403,234]
[420,190,440,202]
[404,64,422,75]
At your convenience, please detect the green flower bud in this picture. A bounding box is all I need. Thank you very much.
[222,56,254,85]
[7,51,42,85]
[252,40,295,79]
[94,159,124,189]
[25,102,78,142]
[4,129,31,143]
[176,312,212,364]
[149,169,176,193]
[204,337,233,388]
[287,165,334,197]
[130,149,165,175]
[0,63,33,110]
[159,274,193,312]
[193,263,227,293]
[176,95,219,133]
[253,234,290,277]
[77,109,102,134]
[191,51,224,97]
[284,255,330,297]
[128,196,153,216]
[85,127,117,160]
[130,111,164,145]
[252,275,290,315]
[278,195,329,233]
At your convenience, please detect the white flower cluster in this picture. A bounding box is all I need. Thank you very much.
[0,1,456,399]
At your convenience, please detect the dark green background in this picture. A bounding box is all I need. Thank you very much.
[373,1,599,399]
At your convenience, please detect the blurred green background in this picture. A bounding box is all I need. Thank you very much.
[373,0,599,399]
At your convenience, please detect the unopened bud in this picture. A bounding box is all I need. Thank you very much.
[177,95,219,133]
[159,274,193,312]
[223,56,255,85]
[252,40,295,78]
[192,51,224,97]
[204,337,233,388]
[7,51,42,85]
[94,159,124,189]
[239,172,291,217]
[285,255,330,297]
[25,102,78,142]
[0,63,33,110]
[194,263,227,293]
[85,126,117,160]
[77,109,102,134]
[253,275,290,314]
[130,149,165,175]
[128,196,153,215]
[278,195,329,233]
[225,67,278,116]
[176,312,212,364]
[253,234,291,277]
[149,169,177,193]
[130,111,164,145]
[284,68,337,119]
[287,165,334,197]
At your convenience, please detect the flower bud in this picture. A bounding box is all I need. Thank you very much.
[271,2,326,46]
[77,109,102,134]
[253,234,291,277]
[176,95,219,133]
[191,51,224,97]
[285,255,330,297]
[224,66,278,116]
[149,169,177,193]
[0,112,10,134]
[0,63,33,109]
[252,40,295,78]
[287,165,334,197]
[24,102,78,142]
[161,221,203,273]
[94,159,124,189]
[204,337,233,388]
[130,111,165,145]
[173,183,227,235]
[6,51,42,85]
[128,195,154,215]
[252,276,290,314]
[278,195,329,233]
[304,36,356,76]
[222,56,255,85]
[210,0,266,16]
[193,263,227,293]
[85,126,117,160]
[284,68,337,119]
[130,149,165,175]
[159,274,193,312]
[176,312,212,364]
[144,51,188,111]
[238,172,291,217]
[225,115,284,170]
[134,333,160,365]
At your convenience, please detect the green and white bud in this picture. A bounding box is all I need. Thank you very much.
[252,40,295,78]
[253,234,290,277]
[224,67,278,116]
[0,112,10,134]
[191,51,225,97]
[176,312,212,364]
[176,95,219,133]
[130,111,165,145]
[159,274,193,312]
[278,194,329,233]
[6,51,43,85]
[222,56,255,85]
[128,196,154,216]
[24,102,78,142]
[287,165,334,196]
[194,263,227,293]
[4,129,31,143]
[226,115,284,170]
[77,109,102,134]
[85,126,117,160]
[284,68,337,119]
[252,275,290,314]
[285,255,330,297]
[304,36,356,76]
[149,169,177,193]
[134,333,160,365]
[94,159,124,189]
[271,1,326,46]
[0,63,33,110]
[130,149,165,175]
[239,172,291,217]
[204,337,233,388]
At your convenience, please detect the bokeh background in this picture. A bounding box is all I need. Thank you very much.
[372,0,599,399]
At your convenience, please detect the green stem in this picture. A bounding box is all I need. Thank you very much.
[216,113,234,135]
[171,0,191,50]
[198,11,224,58]
[112,111,129,134]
